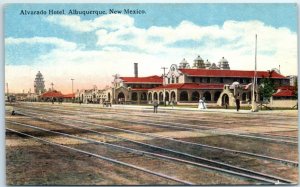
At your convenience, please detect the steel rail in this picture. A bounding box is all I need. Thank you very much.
[6,127,194,185]
[13,105,298,144]
[16,103,298,129]
[7,121,279,184]
[14,105,297,145]
[7,111,295,184]
[11,107,299,166]
[11,102,298,121]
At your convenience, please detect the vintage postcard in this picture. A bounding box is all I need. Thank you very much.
[4,3,298,185]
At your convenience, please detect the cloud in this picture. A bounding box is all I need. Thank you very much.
[5,37,78,51]
[6,15,297,93]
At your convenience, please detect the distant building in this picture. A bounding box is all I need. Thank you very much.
[76,86,108,104]
[287,75,297,86]
[34,71,46,94]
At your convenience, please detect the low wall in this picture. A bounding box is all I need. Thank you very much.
[269,99,298,108]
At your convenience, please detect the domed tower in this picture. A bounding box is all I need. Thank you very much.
[209,63,220,70]
[193,55,205,69]
[218,57,230,70]
[178,58,190,69]
[34,71,46,94]
[204,59,211,69]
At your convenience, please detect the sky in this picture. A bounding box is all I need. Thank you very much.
[4,3,298,93]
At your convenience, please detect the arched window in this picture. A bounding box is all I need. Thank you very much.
[165,92,170,101]
[191,91,200,101]
[214,91,221,101]
[153,92,158,100]
[148,92,152,101]
[242,93,247,101]
[170,91,176,101]
[179,91,188,101]
[159,92,164,101]
[132,92,138,101]
[141,92,147,100]
[203,91,211,101]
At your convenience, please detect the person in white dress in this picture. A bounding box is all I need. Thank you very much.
[198,97,207,109]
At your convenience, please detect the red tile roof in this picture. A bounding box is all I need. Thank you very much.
[63,93,75,98]
[179,69,287,79]
[151,83,224,90]
[131,88,150,91]
[41,90,64,98]
[120,75,163,84]
[273,90,295,97]
[273,86,296,97]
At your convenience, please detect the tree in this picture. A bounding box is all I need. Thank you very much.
[259,78,275,103]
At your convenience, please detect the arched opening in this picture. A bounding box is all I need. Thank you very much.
[153,92,158,100]
[179,91,188,101]
[108,93,111,102]
[118,92,125,104]
[214,91,221,101]
[148,92,152,101]
[159,92,163,101]
[191,91,200,101]
[141,92,147,100]
[170,91,176,101]
[165,92,170,101]
[203,91,211,101]
[242,93,247,101]
[132,92,138,101]
[222,94,229,106]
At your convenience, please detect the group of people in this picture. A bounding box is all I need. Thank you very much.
[152,96,241,113]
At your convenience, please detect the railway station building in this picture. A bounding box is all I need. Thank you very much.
[109,56,290,106]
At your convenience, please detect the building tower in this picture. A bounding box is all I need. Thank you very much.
[178,58,190,69]
[218,57,230,70]
[34,71,46,94]
[193,55,205,69]
[204,59,211,69]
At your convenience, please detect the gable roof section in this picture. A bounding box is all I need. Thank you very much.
[273,86,296,97]
[41,90,64,98]
[120,75,163,84]
[63,93,75,98]
[272,90,295,97]
[179,69,286,79]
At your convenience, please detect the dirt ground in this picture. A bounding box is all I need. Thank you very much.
[5,103,299,185]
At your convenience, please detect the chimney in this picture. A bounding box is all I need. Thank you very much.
[134,63,138,78]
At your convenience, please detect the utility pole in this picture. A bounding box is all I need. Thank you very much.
[71,78,74,93]
[161,67,168,106]
[6,83,9,96]
[251,34,258,112]
[161,67,168,85]
[51,82,54,91]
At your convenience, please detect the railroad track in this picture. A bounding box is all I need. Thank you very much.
[7,109,298,182]
[6,120,294,185]
[9,106,299,166]
[12,105,298,145]
[6,128,193,185]
[14,102,298,128]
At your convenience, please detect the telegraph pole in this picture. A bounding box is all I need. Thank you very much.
[51,82,54,91]
[71,78,74,93]
[161,67,168,106]
[251,34,258,112]
[6,83,9,95]
[161,67,168,85]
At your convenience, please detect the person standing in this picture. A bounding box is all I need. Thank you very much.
[236,97,240,111]
[153,99,159,113]
[198,97,207,110]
